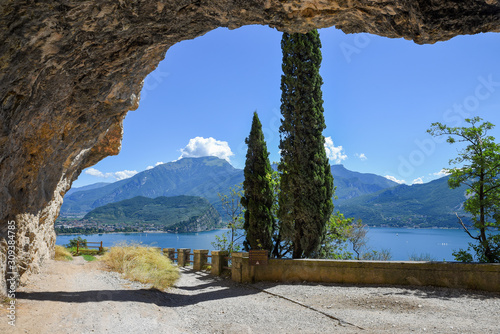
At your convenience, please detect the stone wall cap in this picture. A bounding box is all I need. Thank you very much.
[211,250,229,255]
[232,252,249,258]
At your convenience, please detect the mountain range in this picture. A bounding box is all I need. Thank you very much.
[329,164,398,202]
[61,156,468,228]
[61,157,243,218]
[335,176,468,228]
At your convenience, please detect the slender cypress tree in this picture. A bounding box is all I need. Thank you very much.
[278,30,334,259]
[241,111,274,252]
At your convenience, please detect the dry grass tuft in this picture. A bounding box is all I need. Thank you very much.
[100,242,179,290]
[55,245,73,261]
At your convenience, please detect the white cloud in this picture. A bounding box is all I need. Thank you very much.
[384,175,406,184]
[432,169,450,178]
[146,161,164,170]
[85,168,113,178]
[85,168,137,181]
[324,137,347,163]
[355,153,367,161]
[412,177,424,185]
[178,137,234,162]
[114,170,138,180]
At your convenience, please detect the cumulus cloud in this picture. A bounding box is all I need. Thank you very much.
[324,137,347,163]
[355,153,368,161]
[146,161,164,170]
[85,168,112,178]
[412,177,424,185]
[85,168,138,181]
[178,137,234,162]
[114,170,138,180]
[384,175,406,184]
[432,169,451,178]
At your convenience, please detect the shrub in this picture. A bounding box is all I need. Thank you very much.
[54,245,73,261]
[64,236,87,249]
[408,253,436,261]
[100,242,179,290]
[452,249,474,263]
[361,249,392,261]
[453,235,500,263]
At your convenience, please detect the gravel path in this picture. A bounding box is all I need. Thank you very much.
[2,257,499,334]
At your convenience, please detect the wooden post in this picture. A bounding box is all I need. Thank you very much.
[76,241,79,254]
[99,241,103,252]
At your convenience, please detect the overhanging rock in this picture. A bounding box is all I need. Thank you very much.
[1,0,500,294]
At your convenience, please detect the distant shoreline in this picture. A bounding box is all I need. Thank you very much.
[56,228,232,236]
[55,226,468,237]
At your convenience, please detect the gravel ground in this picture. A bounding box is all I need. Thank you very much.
[2,257,499,334]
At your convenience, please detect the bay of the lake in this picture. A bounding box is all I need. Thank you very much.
[56,227,482,261]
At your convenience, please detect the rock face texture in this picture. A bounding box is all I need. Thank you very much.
[1,0,499,294]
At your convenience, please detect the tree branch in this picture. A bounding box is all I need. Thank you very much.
[484,183,500,194]
[455,213,480,241]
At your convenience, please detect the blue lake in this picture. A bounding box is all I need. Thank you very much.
[56,228,481,261]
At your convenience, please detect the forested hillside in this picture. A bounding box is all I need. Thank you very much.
[84,195,223,232]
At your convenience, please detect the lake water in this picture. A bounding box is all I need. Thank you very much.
[56,228,480,261]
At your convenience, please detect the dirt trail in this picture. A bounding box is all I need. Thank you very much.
[2,257,499,333]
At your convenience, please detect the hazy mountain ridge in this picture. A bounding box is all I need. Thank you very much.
[330,164,398,202]
[65,182,110,197]
[336,176,470,228]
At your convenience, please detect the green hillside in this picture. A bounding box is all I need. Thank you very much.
[336,176,470,228]
[84,195,223,232]
[62,157,397,219]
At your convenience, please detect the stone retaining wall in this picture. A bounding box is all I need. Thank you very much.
[165,249,500,292]
[229,252,500,292]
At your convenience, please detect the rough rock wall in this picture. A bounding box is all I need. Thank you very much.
[1,0,499,294]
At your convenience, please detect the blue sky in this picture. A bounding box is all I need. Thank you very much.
[74,25,500,188]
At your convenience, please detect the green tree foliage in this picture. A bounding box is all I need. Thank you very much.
[270,167,354,260]
[268,167,293,258]
[428,117,500,262]
[212,184,245,253]
[278,30,334,258]
[318,212,392,261]
[318,212,353,260]
[64,236,87,249]
[241,112,275,252]
[211,232,241,254]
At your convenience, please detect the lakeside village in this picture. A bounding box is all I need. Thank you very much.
[55,218,175,234]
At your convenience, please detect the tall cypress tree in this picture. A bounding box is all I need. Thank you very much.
[241,111,274,252]
[278,30,334,259]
